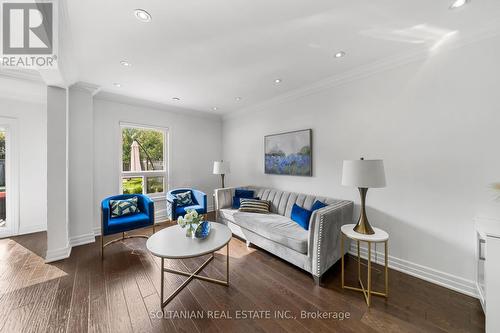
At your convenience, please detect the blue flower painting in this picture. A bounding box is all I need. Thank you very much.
[265,129,312,176]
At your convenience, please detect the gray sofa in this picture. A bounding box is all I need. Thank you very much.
[214,186,353,284]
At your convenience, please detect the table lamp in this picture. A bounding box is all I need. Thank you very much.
[213,160,230,188]
[342,158,386,235]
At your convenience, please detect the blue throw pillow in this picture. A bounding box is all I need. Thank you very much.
[176,191,194,206]
[232,196,259,209]
[110,197,140,218]
[235,188,254,198]
[311,200,327,211]
[291,203,312,230]
[232,196,241,209]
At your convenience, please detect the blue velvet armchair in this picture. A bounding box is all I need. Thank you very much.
[166,188,207,220]
[101,194,155,258]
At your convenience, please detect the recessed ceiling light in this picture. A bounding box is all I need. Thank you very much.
[172,97,181,101]
[450,0,468,9]
[274,78,282,84]
[113,83,121,88]
[235,97,242,101]
[334,51,346,58]
[212,107,218,111]
[134,9,152,22]
[120,60,131,67]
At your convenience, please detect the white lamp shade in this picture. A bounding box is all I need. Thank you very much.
[213,161,230,175]
[342,159,386,188]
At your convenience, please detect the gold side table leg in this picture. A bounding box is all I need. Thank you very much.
[385,240,389,297]
[367,242,371,307]
[341,233,344,288]
[357,240,361,280]
[160,258,164,311]
[226,243,230,284]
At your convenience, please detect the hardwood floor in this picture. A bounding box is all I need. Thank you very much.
[0,216,484,333]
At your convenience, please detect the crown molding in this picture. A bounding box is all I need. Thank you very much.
[0,68,43,83]
[70,81,101,95]
[94,91,222,121]
[224,21,500,121]
[0,71,46,104]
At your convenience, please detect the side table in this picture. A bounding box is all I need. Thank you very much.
[341,224,389,306]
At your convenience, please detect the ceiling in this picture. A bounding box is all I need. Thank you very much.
[65,0,500,114]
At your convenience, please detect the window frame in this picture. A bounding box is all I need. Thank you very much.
[119,122,169,201]
[0,117,19,238]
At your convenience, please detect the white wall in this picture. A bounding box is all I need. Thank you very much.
[0,77,47,236]
[222,36,500,295]
[93,94,222,234]
[68,86,95,245]
[46,86,70,262]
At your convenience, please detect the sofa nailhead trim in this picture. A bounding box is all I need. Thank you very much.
[317,214,324,276]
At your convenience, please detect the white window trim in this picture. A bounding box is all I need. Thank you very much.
[0,117,19,238]
[118,122,169,201]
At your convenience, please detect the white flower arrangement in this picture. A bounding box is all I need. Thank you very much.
[178,209,204,237]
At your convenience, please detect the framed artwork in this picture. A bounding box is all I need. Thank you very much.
[264,129,312,176]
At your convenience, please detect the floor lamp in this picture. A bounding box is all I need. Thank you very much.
[213,160,230,188]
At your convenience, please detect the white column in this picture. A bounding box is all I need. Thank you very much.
[67,83,99,245]
[45,86,70,262]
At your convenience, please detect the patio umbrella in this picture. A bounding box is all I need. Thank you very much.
[130,140,142,171]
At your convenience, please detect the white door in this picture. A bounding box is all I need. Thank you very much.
[0,118,19,238]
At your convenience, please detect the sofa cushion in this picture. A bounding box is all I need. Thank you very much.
[290,204,312,230]
[219,208,238,224]
[235,188,254,198]
[248,186,337,217]
[232,196,259,209]
[175,191,194,206]
[239,199,270,214]
[106,212,151,234]
[175,204,204,217]
[311,200,327,211]
[110,196,139,218]
[233,212,308,253]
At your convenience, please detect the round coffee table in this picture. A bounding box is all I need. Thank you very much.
[146,222,232,310]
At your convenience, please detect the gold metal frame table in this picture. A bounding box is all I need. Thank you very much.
[146,222,232,310]
[341,224,389,306]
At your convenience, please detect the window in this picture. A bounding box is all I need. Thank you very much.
[0,130,5,227]
[120,124,167,198]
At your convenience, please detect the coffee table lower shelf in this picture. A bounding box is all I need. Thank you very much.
[160,244,229,309]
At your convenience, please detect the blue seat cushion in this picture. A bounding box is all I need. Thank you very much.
[175,205,205,217]
[105,212,151,235]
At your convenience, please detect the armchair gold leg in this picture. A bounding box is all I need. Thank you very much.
[101,209,104,260]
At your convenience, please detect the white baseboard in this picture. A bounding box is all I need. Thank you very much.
[349,243,478,298]
[45,244,71,263]
[69,232,95,247]
[18,224,46,235]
